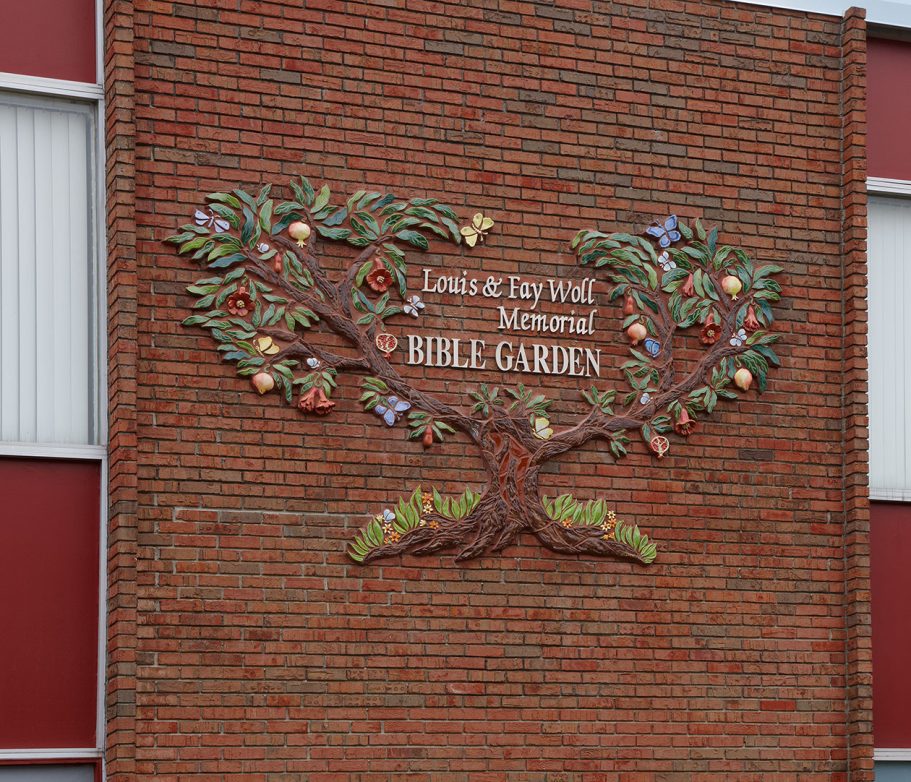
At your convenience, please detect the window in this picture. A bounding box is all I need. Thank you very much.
[870,190,911,776]
[868,195,911,499]
[0,90,99,447]
[875,760,911,781]
[0,766,95,782]
[0,66,102,778]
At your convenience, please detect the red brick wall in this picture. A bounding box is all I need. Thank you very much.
[109,0,872,778]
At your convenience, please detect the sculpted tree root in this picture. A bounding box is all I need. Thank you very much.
[168,175,782,567]
[358,490,651,565]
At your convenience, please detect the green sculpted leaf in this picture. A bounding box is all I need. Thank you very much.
[312,184,331,213]
[613,520,657,564]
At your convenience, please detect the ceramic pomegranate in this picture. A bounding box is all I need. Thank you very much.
[288,221,311,246]
[626,322,647,345]
[252,371,275,395]
[650,435,669,459]
[734,367,753,391]
[375,332,398,356]
[721,274,743,299]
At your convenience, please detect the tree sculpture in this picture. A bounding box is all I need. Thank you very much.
[168,177,781,566]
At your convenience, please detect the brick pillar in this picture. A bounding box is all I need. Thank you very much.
[104,0,139,777]
[840,7,874,781]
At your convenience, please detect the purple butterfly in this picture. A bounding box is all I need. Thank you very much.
[374,395,411,426]
[646,215,681,248]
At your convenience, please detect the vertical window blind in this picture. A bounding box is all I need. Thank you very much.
[868,195,911,499]
[0,91,98,446]
[0,766,95,782]
[874,761,911,781]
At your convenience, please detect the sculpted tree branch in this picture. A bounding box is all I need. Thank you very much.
[168,179,782,566]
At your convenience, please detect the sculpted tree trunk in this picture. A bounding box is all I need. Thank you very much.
[168,177,782,566]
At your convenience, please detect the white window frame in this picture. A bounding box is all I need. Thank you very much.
[0,750,101,762]
[0,0,106,773]
[868,178,911,501]
[869,178,911,198]
[874,748,911,778]
[876,748,911,761]
[0,83,105,454]
[868,179,911,770]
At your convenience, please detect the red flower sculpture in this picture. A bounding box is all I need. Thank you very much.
[298,387,335,415]
[674,407,696,436]
[700,314,721,345]
[743,304,761,331]
[365,260,393,293]
[681,273,695,298]
[226,286,252,316]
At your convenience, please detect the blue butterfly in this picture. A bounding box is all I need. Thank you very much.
[729,328,747,347]
[646,215,681,248]
[374,395,411,426]
[643,338,661,357]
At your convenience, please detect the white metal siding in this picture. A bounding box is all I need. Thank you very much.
[869,195,911,499]
[0,92,96,446]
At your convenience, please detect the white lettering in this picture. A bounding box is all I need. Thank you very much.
[585,348,600,377]
[495,341,513,371]
[497,306,598,336]
[408,334,425,365]
[491,342,600,378]
[532,343,549,374]
[421,268,478,297]
[406,337,488,370]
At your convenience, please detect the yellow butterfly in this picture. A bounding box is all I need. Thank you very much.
[532,416,553,440]
[460,212,494,247]
[255,336,281,355]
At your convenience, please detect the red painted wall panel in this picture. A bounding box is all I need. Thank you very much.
[871,501,911,747]
[0,0,95,84]
[868,38,911,182]
[0,458,99,749]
